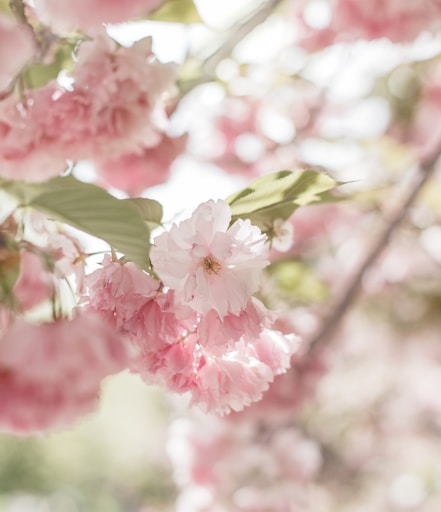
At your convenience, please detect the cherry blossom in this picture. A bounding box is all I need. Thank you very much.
[0,314,128,433]
[294,0,441,48]
[95,133,187,195]
[13,251,54,311]
[190,332,298,415]
[33,0,166,31]
[150,199,269,318]
[168,414,322,512]
[0,14,35,92]
[0,35,177,181]
[84,254,160,330]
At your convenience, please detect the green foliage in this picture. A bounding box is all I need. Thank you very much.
[0,1,10,13]
[24,44,75,89]
[0,437,52,493]
[226,170,339,229]
[267,259,329,304]
[3,176,152,269]
[122,197,163,230]
[147,0,202,24]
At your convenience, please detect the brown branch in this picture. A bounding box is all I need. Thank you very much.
[307,149,441,352]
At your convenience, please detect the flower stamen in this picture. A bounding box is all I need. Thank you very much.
[203,256,222,275]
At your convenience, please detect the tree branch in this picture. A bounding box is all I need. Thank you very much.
[203,0,284,75]
[178,0,284,95]
[307,148,441,352]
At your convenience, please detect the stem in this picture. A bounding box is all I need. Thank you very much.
[203,0,284,76]
[179,0,284,94]
[8,0,26,23]
[307,148,440,352]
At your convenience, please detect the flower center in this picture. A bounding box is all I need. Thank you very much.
[203,256,222,275]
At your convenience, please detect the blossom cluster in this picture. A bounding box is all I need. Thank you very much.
[292,0,441,48]
[84,199,299,415]
[0,33,178,186]
[0,213,129,433]
[0,198,299,433]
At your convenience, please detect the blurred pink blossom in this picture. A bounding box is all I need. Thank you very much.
[95,133,187,195]
[168,414,322,512]
[13,251,54,311]
[0,35,177,181]
[294,0,441,48]
[33,0,165,31]
[0,314,128,433]
[0,14,35,92]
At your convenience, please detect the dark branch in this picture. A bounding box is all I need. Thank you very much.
[307,148,441,352]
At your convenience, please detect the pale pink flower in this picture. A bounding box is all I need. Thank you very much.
[33,0,166,31]
[295,0,441,48]
[0,36,177,182]
[0,15,35,92]
[190,345,274,415]
[151,200,269,318]
[84,252,299,416]
[0,314,128,433]
[252,329,301,374]
[84,254,160,330]
[197,298,274,350]
[230,348,330,423]
[123,289,194,353]
[168,415,322,512]
[48,230,88,294]
[0,90,68,181]
[95,133,187,195]
[126,301,297,414]
[190,331,298,415]
[13,251,54,311]
[133,334,199,393]
[48,36,176,161]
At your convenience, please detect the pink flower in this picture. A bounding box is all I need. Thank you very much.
[150,200,269,318]
[0,15,35,92]
[84,254,160,330]
[294,0,441,48]
[95,133,187,195]
[49,36,177,161]
[48,230,88,294]
[191,344,275,415]
[0,90,68,181]
[13,251,54,311]
[197,298,274,349]
[33,0,166,31]
[190,330,299,415]
[0,314,128,433]
[0,35,177,182]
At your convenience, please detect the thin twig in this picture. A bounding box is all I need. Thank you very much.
[203,0,284,75]
[178,0,284,94]
[307,149,441,352]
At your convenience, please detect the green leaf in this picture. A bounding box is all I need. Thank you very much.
[267,259,329,304]
[148,0,202,24]
[5,176,152,269]
[226,170,339,229]
[122,198,163,229]
[0,1,10,13]
[23,44,75,89]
